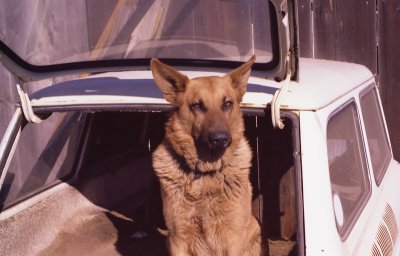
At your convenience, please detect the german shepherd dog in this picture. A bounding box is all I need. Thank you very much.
[151,55,261,256]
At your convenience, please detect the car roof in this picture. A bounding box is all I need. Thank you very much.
[270,58,374,110]
[30,58,374,112]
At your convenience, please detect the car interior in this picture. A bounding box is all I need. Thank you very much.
[0,109,301,256]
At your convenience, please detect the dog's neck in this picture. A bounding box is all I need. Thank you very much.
[193,167,217,180]
[193,160,223,179]
[165,139,224,175]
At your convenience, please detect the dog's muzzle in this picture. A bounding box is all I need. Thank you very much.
[208,131,232,150]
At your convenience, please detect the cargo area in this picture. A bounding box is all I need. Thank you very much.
[0,110,301,256]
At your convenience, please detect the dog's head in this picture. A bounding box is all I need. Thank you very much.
[151,56,255,161]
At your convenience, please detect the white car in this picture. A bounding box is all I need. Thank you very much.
[0,1,399,255]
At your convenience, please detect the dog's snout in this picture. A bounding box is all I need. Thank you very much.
[208,131,231,149]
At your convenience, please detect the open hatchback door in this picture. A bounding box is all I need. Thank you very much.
[0,0,298,81]
[0,0,298,121]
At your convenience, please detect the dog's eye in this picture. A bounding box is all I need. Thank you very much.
[191,103,201,109]
[223,100,233,110]
[190,102,204,112]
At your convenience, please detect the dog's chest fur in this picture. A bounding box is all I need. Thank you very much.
[152,138,253,230]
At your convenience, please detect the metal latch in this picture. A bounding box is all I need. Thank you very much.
[271,53,291,129]
[16,80,43,123]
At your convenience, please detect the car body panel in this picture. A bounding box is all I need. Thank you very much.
[28,59,373,113]
[300,78,400,255]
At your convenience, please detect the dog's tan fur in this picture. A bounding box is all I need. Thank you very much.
[151,56,261,256]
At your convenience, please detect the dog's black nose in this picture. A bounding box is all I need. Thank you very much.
[208,132,231,149]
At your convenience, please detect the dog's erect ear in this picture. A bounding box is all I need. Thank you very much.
[225,55,256,102]
[151,58,189,105]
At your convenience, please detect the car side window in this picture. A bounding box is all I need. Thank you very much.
[327,101,371,238]
[360,87,391,185]
[0,112,86,210]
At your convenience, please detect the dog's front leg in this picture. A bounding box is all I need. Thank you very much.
[224,220,262,256]
[244,217,262,256]
[168,236,191,256]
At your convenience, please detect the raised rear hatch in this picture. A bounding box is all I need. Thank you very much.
[0,0,298,82]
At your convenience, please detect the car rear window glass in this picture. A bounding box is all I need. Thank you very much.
[1,0,273,66]
[0,112,86,209]
[327,101,371,238]
[360,87,391,185]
